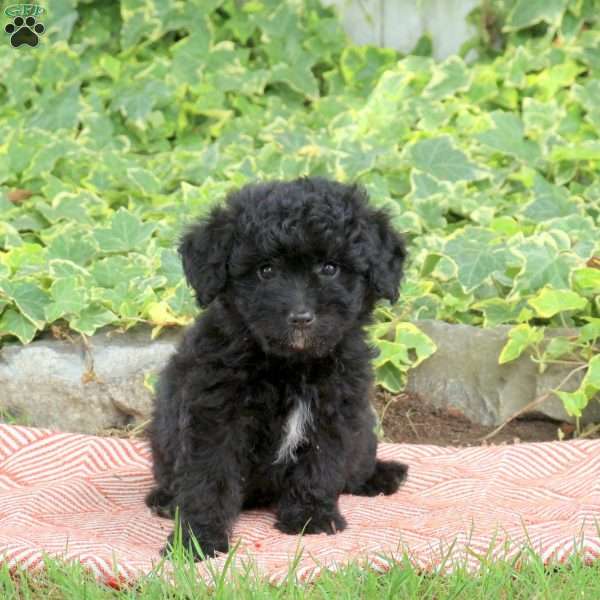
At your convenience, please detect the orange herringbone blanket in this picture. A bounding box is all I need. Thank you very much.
[0,424,599,584]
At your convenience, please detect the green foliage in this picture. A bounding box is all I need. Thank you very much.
[0,0,598,409]
[528,288,588,318]
[371,318,437,392]
[498,324,545,364]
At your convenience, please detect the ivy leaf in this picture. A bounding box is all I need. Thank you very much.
[0,280,50,328]
[94,209,156,253]
[3,244,46,277]
[339,45,398,93]
[24,138,78,180]
[372,339,409,369]
[0,221,21,248]
[505,0,569,31]
[372,322,436,393]
[477,111,541,162]
[582,355,600,396]
[499,324,545,364]
[393,323,437,367]
[531,61,586,101]
[375,363,404,394]
[126,168,162,195]
[69,305,118,336]
[522,98,564,136]
[572,268,600,294]
[550,141,600,162]
[36,194,93,225]
[146,299,191,338]
[99,55,122,81]
[42,0,78,41]
[406,137,485,183]
[543,336,576,361]
[443,229,507,293]
[421,253,457,282]
[47,234,97,265]
[579,320,600,345]
[45,277,89,321]
[159,248,185,287]
[473,298,525,327]
[521,175,579,222]
[270,55,319,100]
[167,280,197,318]
[91,255,150,288]
[555,355,600,417]
[423,56,471,101]
[48,259,89,280]
[29,85,82,131]
[0,308,37,344]
[511,235,580,295]
[528,288,588,318]
[410,171,450,200]
[111,80,173,129]
[170,28,212,84]
[120,0,163,48]
[554,390,589,417]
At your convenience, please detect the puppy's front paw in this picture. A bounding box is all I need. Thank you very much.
[161,529,229,562]
[145,487,174,518]
[275,507,347,536]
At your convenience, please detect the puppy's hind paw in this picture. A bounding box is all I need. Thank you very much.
[352,460,408,497]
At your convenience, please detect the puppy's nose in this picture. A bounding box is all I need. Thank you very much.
[288,310,315,328]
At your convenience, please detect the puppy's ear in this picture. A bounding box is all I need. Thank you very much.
[366,210,407,304]
[178,206,235,307]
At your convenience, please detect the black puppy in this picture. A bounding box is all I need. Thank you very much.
[146,177,408,560]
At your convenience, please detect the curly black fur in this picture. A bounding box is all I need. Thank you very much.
[146,177,408,560]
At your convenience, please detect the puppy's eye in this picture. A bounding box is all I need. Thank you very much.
[258,264,276,280]
[319,263,338,277]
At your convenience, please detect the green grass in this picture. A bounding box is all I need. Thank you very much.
[2,549,599,600]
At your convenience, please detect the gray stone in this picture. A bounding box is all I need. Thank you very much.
[0,327,178,434]
[406,320,600,426]
[1,320,597,433]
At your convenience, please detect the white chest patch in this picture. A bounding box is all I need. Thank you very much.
[274,401,313,464]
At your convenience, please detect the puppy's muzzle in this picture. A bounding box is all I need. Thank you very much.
[287,310,315,328]
[287,310,315,350]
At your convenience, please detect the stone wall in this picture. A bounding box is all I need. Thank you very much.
[322,0,479,60]
[1,321,597,434]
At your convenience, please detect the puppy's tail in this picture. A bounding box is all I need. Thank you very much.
[352,460,407,497]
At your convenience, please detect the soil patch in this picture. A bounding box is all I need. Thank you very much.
[373,391,597,447]
[99,391,599,447]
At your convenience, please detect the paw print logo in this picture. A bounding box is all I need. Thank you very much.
[5,15,45,47]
